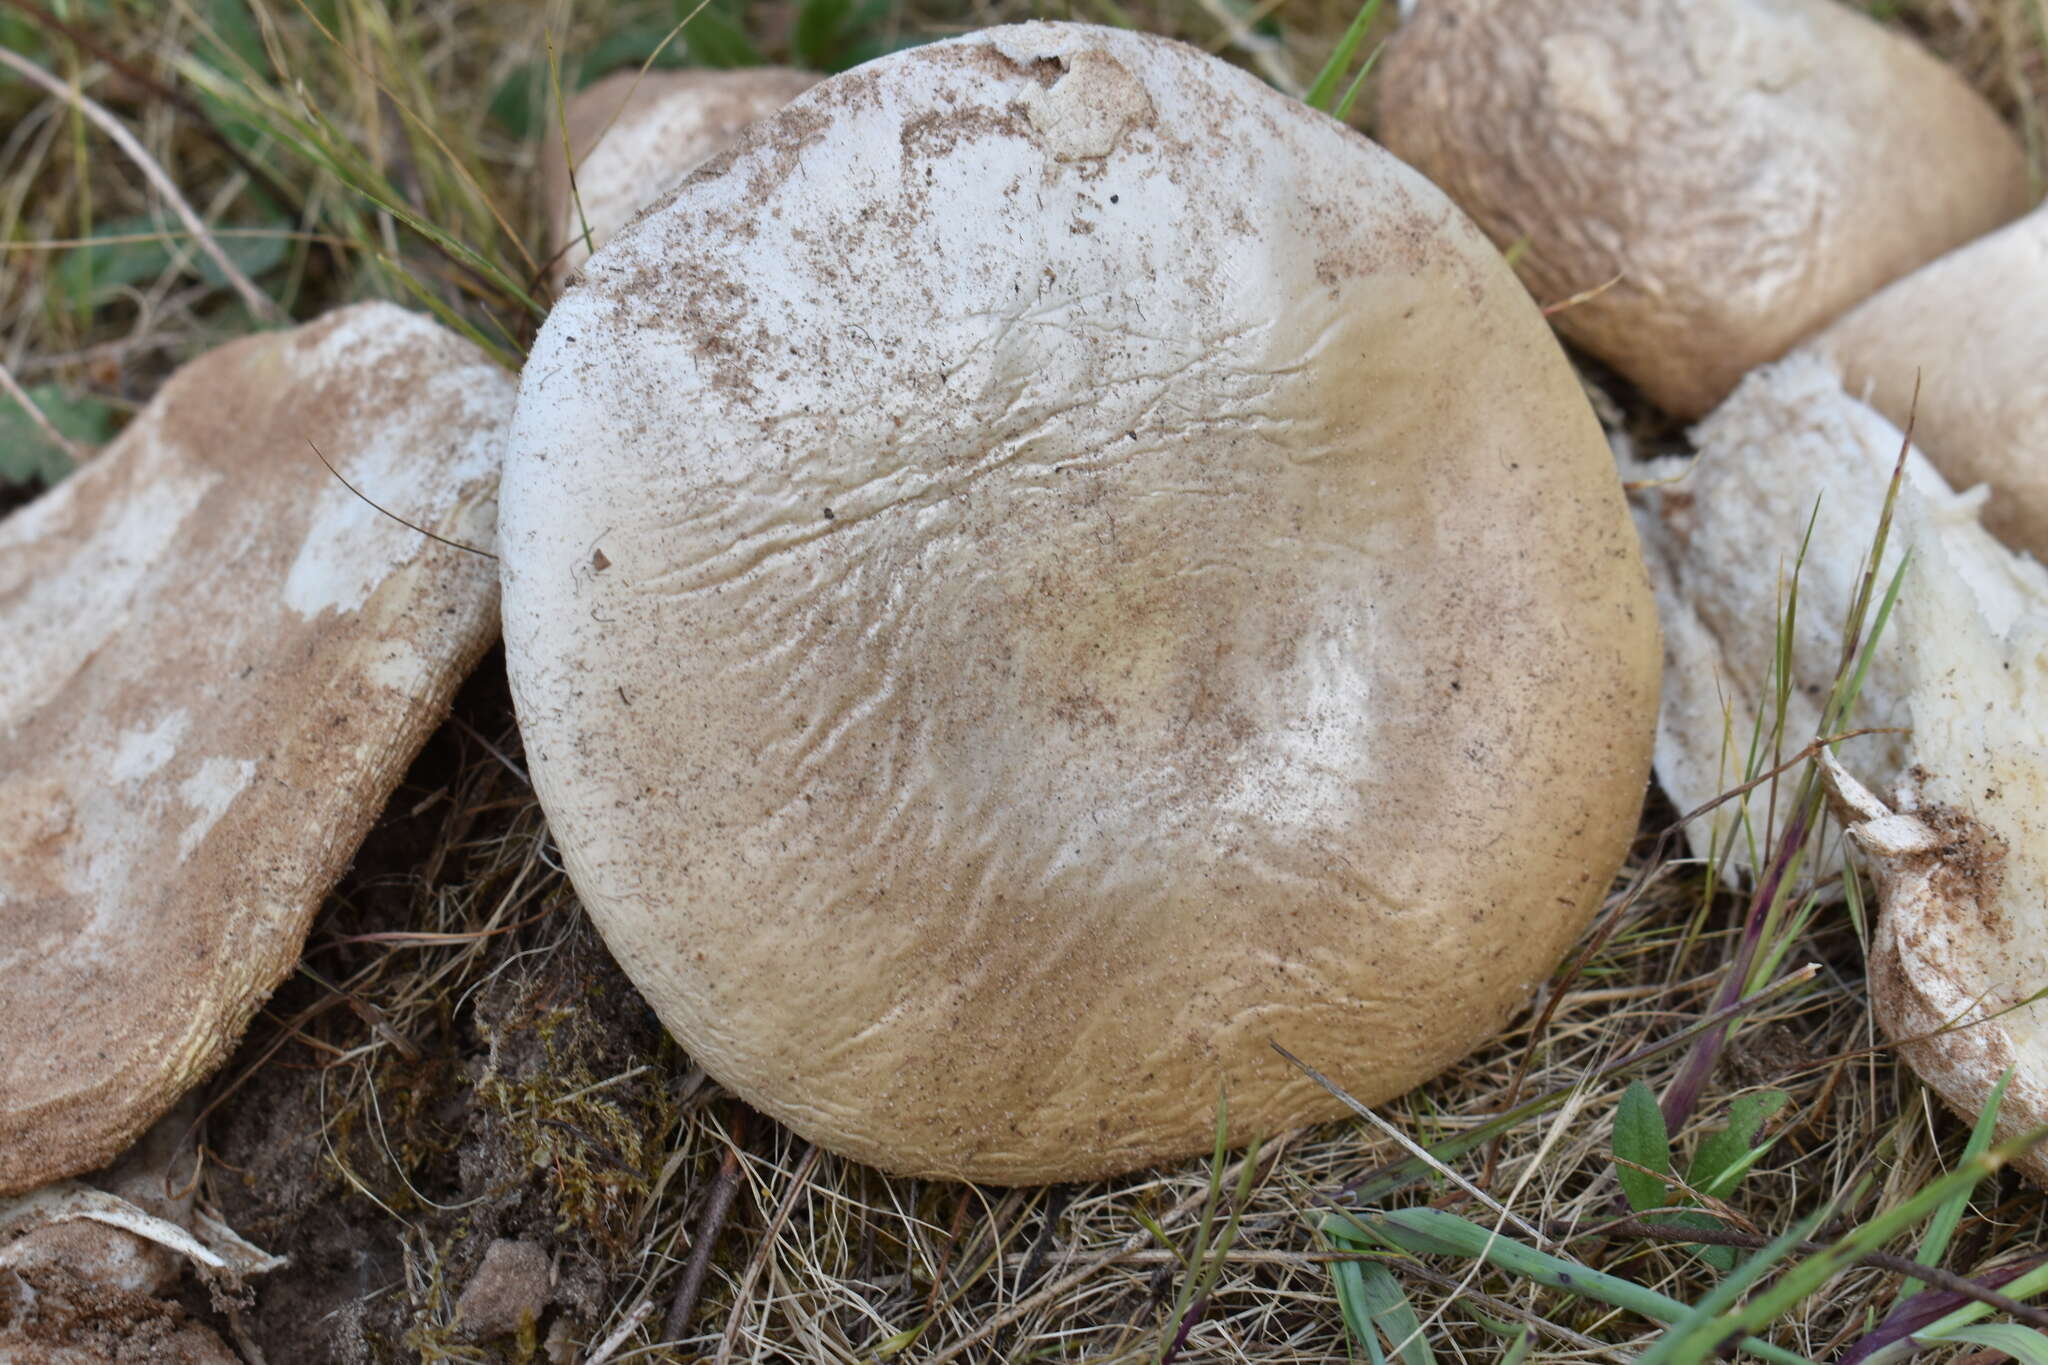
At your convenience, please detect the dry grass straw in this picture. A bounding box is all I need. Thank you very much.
[3,1,2047,1361]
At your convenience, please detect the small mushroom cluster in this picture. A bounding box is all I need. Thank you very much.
[3,7,2043,1338]
[1372,0,2046,1170]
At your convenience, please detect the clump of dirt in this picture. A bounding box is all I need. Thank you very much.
[183,661,687,1362]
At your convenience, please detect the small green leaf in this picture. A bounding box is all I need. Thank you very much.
[674,0,762,68]
[1614,1080,1674,1212]
[55,215,288,315]
[1688,1089,1789,1198]
[0,383,116,488]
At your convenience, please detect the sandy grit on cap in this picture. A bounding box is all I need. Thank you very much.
[0,303,508,1195]
[543,66,818,287]
[500,22,1661,1183]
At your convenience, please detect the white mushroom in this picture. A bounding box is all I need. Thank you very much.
[1376,0,2030,419]
[0,303,509,1194]
[543,66,817,286]
[501,23,1660,1182]
[1824,492,2048,1182]
[1630,353,2048,1179]
[1814,203,2048,558]
[1628,354,1953,870]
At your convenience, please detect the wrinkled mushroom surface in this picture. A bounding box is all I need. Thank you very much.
[543,66,817,285]
[1815,203,2048,557]
[1378,0,2029,419]
[501,23,1660,1182]
[0,303,507,1194]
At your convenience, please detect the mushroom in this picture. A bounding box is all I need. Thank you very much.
[1627,354,1938,869]
[1376,0,2030,419]
[0,302,508,1194]
[1629,354,2048,1179]
[1813,203,2048,558]
[500,22,1662,1182]
[543,66,817,287]
[1822,519,2048,1183]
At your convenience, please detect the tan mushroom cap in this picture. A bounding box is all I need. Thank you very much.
[543,66,817,286]
[0,303,507,1195]
[500,22,1661,1183]
[1814,203,2048,558]
[1377,0,2030,419]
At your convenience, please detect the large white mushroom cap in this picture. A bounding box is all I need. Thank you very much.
[500,22,1660,1182]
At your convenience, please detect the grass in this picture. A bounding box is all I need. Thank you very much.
[3,0,2048,1361]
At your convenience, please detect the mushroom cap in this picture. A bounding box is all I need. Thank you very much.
[500,21,1661,1183]
[1628,354,1940,870]
[543,66,818,286]
[1377,0,2030,419]
[1814,203,2048,558]
[1626,354,2048,1181]
[1855,491,2048,1186]
[0,304,507,1194]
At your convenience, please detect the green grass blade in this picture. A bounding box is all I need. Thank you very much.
[1332,40,1385,121]
[1903,1067,2013,1300]
[1654,1125,2048,1355]
[1329,1208,1814,1365]
[1906,1262,2048,1356]
[1355,1259,1434,1365]
[1633,1209,1829,1365]
[1331,1257,1391,1364]
[1931,1323,2048,1364]
[1304,0,1382,112]
[1345,966,1817,1204]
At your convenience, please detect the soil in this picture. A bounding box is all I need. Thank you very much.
[173,657,693,1363]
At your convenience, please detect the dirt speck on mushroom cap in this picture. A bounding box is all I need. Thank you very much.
[500,22,1661,1183]
[543,66,819,287]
